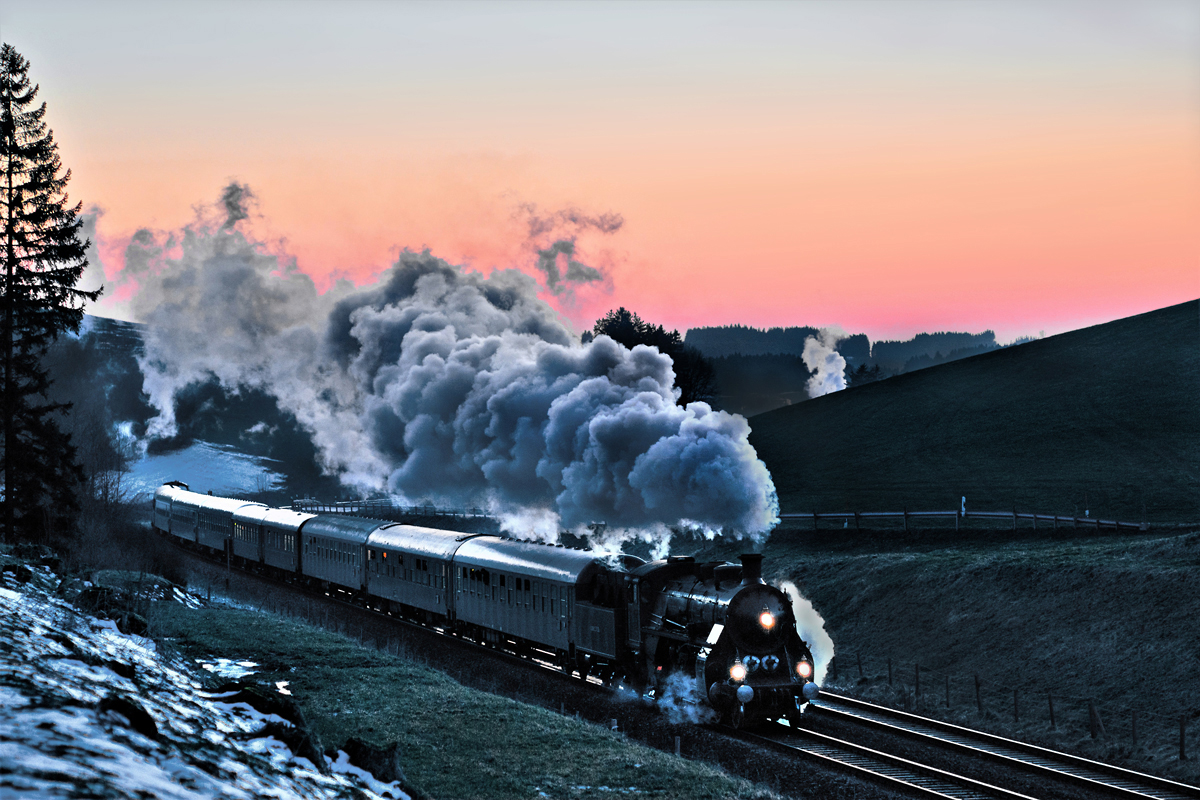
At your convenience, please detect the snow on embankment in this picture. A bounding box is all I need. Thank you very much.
[0,564,408,800]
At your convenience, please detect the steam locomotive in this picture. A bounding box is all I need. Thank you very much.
[152,482,820,726]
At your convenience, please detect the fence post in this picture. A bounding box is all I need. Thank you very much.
[1048,693,1055,729]
[1012,506,1018,531]
[903,506,909,532]
[975,675,982,715]
[1089,701,1105,738]
[830,656,837,682]
[675,736,681,757]
[1182,716,1189,761]
[854,511,861,531]
[812,511,818,532]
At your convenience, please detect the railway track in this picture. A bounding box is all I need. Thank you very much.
[810,692,1200,800]
[169,540,1199,799]
[728,722,1038,800]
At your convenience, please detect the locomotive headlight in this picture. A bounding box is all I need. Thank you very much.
[729,662,747,682]
[796,661,813,679]
[759,609,776,630]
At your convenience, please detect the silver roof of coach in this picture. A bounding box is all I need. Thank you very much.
[301,515,395,545]
[159,487,264,515]
[454,537,602,584]
[233,506,316,531]
[367,525,491,561]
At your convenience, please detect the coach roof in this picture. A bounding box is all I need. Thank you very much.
[367,525,487,561]
[454,537,602,584]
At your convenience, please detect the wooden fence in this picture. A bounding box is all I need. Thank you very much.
[780,509,1150,532]
[290,498,489,520]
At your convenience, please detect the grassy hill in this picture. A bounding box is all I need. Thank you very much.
[748,300,1200,523]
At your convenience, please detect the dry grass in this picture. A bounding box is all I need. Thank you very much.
[148,602,778,800]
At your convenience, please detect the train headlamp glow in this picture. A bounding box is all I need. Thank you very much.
[796,661,813,679]
[729,662,747,682]
[759,610,776,630]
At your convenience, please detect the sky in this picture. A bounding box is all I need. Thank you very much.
[2,0,1197,343]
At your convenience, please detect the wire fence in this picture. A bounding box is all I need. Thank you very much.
[824,650,1194,761]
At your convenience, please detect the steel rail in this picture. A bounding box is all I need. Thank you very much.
[815,692,1200,800]
[728,722,1039,800]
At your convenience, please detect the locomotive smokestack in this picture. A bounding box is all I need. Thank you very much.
[740,553,764,585]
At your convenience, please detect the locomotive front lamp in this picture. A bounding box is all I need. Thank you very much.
[796,661,813,679]
[759,609,775,630]
[729,662,747,682]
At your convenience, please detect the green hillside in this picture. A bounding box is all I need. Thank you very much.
[748,300,1200,524]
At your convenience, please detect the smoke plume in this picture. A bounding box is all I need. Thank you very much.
[802,327,847,398]
[778,580,835,685]
[122,185,778,545]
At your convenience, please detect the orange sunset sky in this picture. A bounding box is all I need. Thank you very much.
[3,0,1198,342]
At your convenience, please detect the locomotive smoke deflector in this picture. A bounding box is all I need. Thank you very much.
[739,553,764,585]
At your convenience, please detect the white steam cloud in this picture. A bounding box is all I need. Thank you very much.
[802,327,847,398]
[778,580,835,686]
[655,671,719,725]
[118,186,779,544]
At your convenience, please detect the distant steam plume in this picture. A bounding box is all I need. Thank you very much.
[123,185,778,546]
[802,327,847,398]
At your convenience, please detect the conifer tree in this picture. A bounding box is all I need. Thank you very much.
[1,44,100,541]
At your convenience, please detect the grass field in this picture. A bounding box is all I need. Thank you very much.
[148,603,776,800]
[748,300,1200,523]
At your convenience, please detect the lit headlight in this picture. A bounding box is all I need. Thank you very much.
[759,610,776,630]
[796,661,813,679]
[729,662,747,682]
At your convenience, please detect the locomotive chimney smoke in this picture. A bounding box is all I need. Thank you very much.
[125,184,780,546]
[739,553,764,585]
[802,327,848,398]
[779,580,835,685]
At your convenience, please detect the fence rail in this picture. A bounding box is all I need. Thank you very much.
[780,509,1150,532]
[290,498,489,519]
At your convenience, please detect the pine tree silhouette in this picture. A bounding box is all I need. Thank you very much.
[2,44,101,541]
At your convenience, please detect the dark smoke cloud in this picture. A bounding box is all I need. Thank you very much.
[518,203,621,303]
[219,182,254,229]
[534,239,603,294]
[521,203,625,239]
[126,185,778,545]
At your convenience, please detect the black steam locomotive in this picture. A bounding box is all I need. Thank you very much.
[153,482,819,726]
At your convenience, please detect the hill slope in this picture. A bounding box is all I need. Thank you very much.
[748,300,1200,522]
